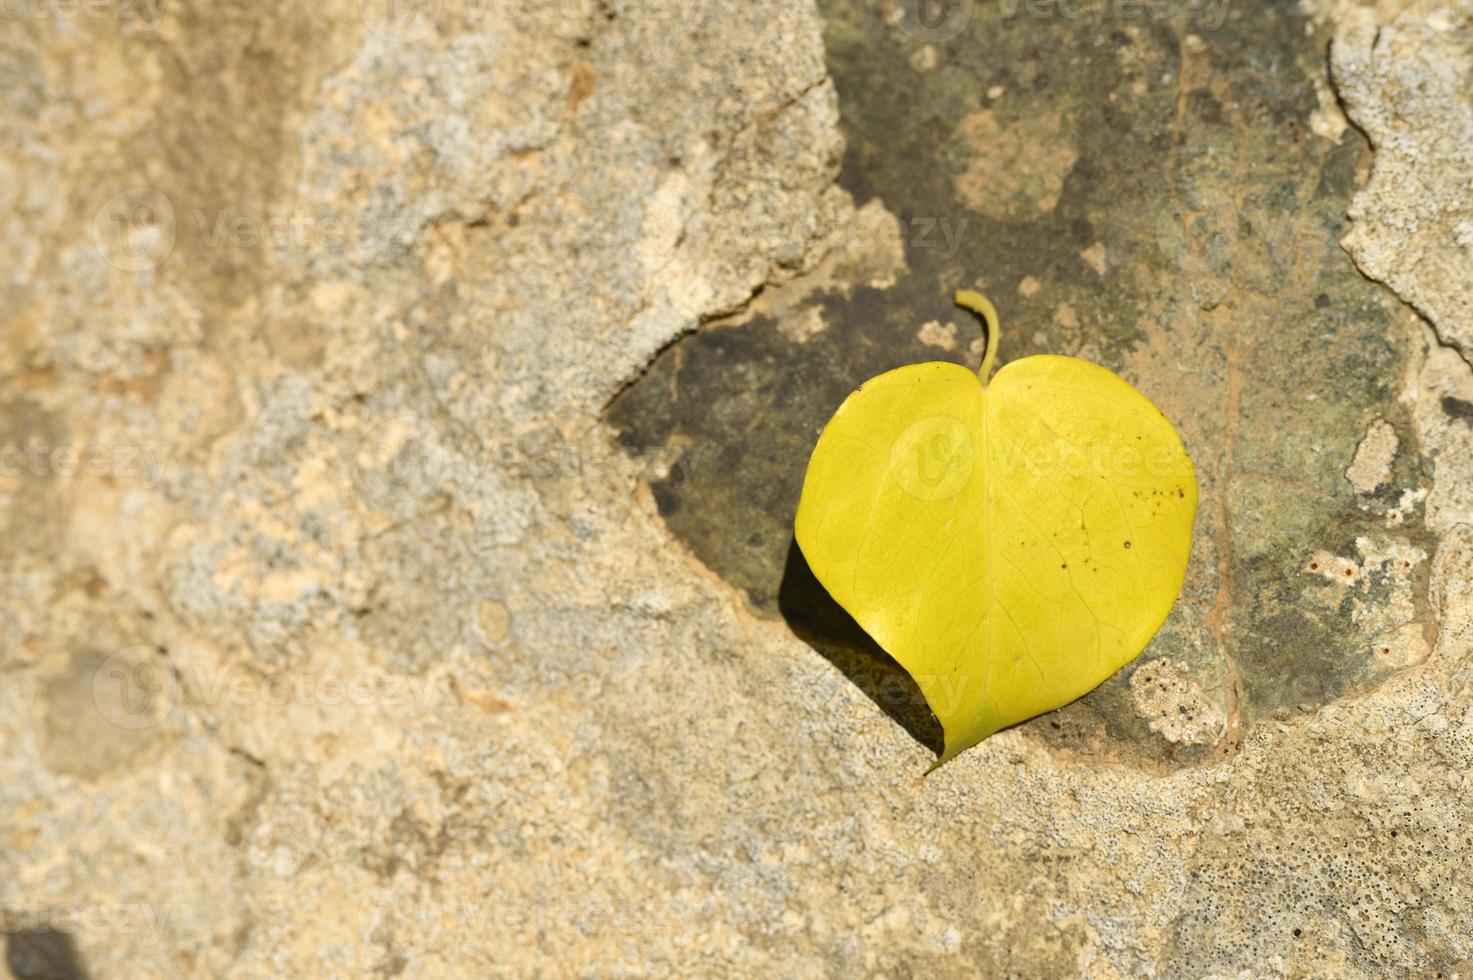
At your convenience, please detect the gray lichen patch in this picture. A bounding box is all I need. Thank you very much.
[608,0,1439,767]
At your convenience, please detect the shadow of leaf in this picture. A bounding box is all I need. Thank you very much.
[5,929,91,980]
[777,535,944,756]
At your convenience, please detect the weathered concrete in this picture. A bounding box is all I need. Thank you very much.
[3,0,1472,975]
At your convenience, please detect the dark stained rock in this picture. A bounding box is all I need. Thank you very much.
[608,0,1437,767]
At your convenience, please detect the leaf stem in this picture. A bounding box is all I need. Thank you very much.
[954,289,1000,385]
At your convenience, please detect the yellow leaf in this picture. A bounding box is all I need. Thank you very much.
[794,290,1198,766]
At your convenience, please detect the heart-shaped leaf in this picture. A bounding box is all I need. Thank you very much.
[794,291,1197,766]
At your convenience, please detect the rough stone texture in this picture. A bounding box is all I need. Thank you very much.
[613,0,1440,773]
[1335,5,1473,538]
[1335,6,1473,362]
[2,1,1473,978]
[1129,658,1227,746]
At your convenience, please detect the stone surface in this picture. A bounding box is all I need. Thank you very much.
[1334,5,1473,538]
[1346,417,1399,493]
[1,0,1472,977]
[612,0,1440,772]
[1335,6,1473,362]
